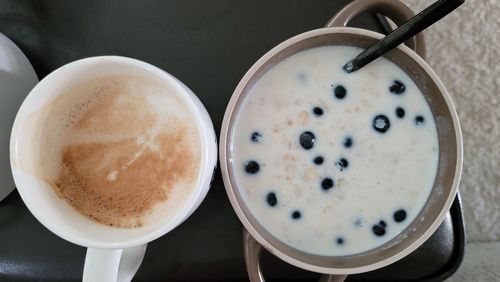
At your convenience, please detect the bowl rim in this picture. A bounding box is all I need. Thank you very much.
[219,26,463,274]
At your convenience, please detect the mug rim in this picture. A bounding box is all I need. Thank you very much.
[219,27,463,274]
[10,56,218,249]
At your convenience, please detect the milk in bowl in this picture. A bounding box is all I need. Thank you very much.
[230,45,438,256]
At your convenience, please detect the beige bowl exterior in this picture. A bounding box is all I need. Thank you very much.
[220,27,462,274]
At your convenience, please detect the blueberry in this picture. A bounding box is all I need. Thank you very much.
[333,85,347,99]
[336,158,349,171]
[266,192,277,207]
[297,72,307,84]
[321,178,334,190]
[343,136,353,148]
[354,218,363,227]
[389,80,406,94]
[313,156,324,165]
[245,161,260,174]
[372,220,387,236]
[373,115,390,133]
[393,209,407,222]
[313,107,324,116]
[336,237,345,245]
[299,131,315,150]
[291,210,302,220]
[251,131,262,143]
[379,220,387,228]
[415,115,425,125]
[396,107,405,118]
[372,224,386,236]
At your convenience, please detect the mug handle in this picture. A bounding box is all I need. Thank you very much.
[243,229,347,282]
[326,0,426,59]
[82,244,147,282]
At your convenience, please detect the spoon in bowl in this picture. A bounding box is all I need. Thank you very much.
[343,0,465,73]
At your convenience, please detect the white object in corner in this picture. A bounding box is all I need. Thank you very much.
[0,32,39,202]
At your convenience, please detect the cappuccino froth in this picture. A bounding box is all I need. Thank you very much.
[40,75,201,228]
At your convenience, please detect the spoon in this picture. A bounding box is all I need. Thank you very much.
[343,0,465,73]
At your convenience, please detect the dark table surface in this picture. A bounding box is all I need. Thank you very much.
[0,1,464,281]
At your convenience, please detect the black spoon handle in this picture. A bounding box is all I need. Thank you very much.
[344,0,465,73]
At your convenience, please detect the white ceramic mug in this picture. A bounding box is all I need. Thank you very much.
[10,56,218,282]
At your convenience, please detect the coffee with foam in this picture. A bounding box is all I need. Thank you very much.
[38,75,201,228]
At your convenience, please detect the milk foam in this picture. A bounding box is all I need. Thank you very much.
[232,46,439,256]
[39,75,201,228]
